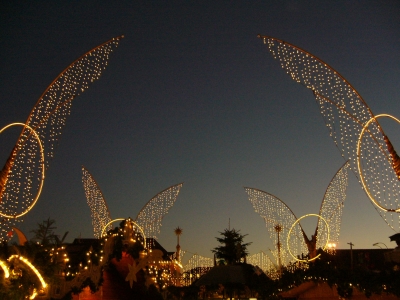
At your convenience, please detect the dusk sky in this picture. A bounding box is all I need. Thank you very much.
[1,1,400,264]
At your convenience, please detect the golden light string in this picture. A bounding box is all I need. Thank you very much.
[0,123,45,218]
[357,114,400,212]
[287,214,330,263]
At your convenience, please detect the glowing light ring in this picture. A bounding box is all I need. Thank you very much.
[287,214,329,262]
[0,259,9,278]
[8,255,47,288]
[101,218,147,248]
[0,123,45,218]
[357,114,400,212]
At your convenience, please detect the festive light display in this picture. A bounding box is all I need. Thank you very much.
[135,183,184,238]
[245,162,349,266]
[82,167,183,239]
[82,166,112,238]
[0,36,123,241]
[258,34,400,230]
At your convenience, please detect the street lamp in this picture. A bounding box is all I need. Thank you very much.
[373,242,388,249]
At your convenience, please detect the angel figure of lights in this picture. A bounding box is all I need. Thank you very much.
[245,162,349,271]
[0,36,123,241]
[258,34,400,231]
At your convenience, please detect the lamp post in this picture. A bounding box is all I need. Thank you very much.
[347,242,354,270]
[372,242,388,249]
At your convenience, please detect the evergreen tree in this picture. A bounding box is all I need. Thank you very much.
[211,229,251,265]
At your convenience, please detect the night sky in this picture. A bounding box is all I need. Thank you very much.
[1,1,400,264]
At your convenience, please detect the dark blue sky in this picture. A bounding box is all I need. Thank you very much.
[1,1,400,263]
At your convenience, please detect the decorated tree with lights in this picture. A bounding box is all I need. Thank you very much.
[211,229,252,265]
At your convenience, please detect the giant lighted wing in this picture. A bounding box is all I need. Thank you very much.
[244,187,307,266]
[82,166,112,238]
[247,251,279,279]
[259,35,400,229]
[316,161,349,250]
[135,183,183,239]
[0,36,123,240]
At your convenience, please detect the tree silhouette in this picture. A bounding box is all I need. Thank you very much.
[211,229,251,265]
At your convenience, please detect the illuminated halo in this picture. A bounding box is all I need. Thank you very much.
[0,259,9,278]
[287,214,330,262]
[357,114,400,212]
[101,218,147,248]
[8,255,47,289]
[0,123,45,218]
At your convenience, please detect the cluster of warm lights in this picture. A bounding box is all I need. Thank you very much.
[82,167,112,238]
[135,183,183,239]
[0,36,123,241]
[259,34,400,231]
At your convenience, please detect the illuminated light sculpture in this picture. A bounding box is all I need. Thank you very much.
[258,34,400,230]
[82,166,183,239]
[82,166,112,238]
[8,255,47,289]
[245,162,349,266]
[0,36,123,241]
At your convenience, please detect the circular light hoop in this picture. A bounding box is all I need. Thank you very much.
[0,123,45,218]
[0,260,10,279]
[8,255,47,289]
[357,114,400,212]
[287,214,330,263]
[101,218,147,248]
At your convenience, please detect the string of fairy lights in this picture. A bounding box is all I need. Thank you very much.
[259,34,400,231]
[0,36,123,241]
[82,166,112,238]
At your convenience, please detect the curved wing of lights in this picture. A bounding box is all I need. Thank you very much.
[244,187,307,266]
[182,254,213,273]
[316,161,349,250]
[82,166,112,238]
[8,255,47,288]
[287,214,329,262]
[135,183,183,239]
[258,34,400,230]
[0,36,123,240]
[247,251,278,279]
[358,114,400,212]
[0,123,44,219]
